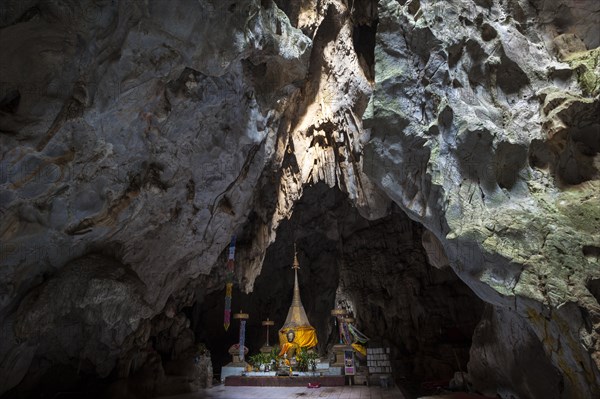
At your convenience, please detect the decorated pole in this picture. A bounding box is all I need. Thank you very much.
[331,308,348,344]
[342,317,355,345]
[348,322,370,343]
[344,317,369,357]
[234,311,249,362]
[262,318,275,347]
[224,236,236,331]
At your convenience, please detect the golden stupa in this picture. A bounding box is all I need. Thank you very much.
[278,247,318,349]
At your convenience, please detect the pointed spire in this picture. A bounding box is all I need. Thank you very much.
[292,242,300,270]
[291,243,302,308]
[281,244,313,329]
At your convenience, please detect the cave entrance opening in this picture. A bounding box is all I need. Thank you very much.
[190,182,484,396]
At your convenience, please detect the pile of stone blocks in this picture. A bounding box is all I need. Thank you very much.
[367,347,392,374]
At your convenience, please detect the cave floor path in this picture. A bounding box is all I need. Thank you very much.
[157,384,406,399]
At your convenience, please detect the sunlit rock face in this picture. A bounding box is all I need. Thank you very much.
[364,0,599,397]
[235,0,388,290]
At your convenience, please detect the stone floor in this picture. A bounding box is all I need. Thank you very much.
[157,385,406,399]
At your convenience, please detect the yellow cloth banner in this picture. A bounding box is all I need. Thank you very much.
[351,343,367,356]
[278,326,318,349]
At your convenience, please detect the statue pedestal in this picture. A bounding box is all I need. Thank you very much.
[221,364,246,383]
[227,344,248,366]
[331,344,352,367]
[222,355,248,377]
[230,354,246,364]
[221,344,249,382]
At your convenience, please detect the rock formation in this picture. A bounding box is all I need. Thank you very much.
[0,0,598,398]
[364,1,599,397]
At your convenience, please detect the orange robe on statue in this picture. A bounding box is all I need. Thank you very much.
[278,341,299,358]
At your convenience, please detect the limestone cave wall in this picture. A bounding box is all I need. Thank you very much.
[338,206,484,392]
[0,0,598,398]
[363,1,599,397]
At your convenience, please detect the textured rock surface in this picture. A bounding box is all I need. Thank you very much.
[0,0,311,314]
[234,0,388,291]
[0,0,312,394]
[0,0,385,395]
[14,254,153,377]
[469,304,563,399]
[0,0,599,397]
[338,205,484,388]
[364,0,600,397]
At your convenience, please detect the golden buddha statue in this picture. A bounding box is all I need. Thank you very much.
[279,329,300,359]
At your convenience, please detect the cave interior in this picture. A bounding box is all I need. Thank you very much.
[1,0,599,398]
